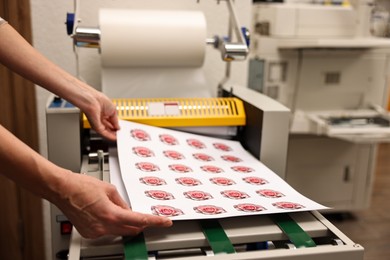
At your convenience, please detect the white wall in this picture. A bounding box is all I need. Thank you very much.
[30,1,251,258]
[31,0,76,158]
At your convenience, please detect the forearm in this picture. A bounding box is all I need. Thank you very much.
[0,124,68,202]
[0,23,99,113]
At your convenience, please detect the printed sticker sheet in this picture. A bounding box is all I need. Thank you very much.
[115,120,327,220]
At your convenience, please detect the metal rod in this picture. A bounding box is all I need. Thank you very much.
[72,27,100,48]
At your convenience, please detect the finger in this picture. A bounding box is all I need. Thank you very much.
[106,225,143,237]
[99,128,117,141]
[109,112,120,130]
[102,117,115,130]
[98,116,118,141]
[115,209,173,228]
[108,189,131,210]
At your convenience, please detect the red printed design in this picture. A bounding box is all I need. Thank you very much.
[159,134,179,145]
[145,190,175,200]
[139,176,166,186]
[242,176,268,185]
[132,146,154,157]
[169,164,192,173]
[257,189,284,198]
[209,177,235,186]
[231,166,254,173]
[175,177,202,186]
[163,150,185,160]
[200,165,224,174]
[221,155,242,163]
[187,139,206,149]
[184,190,213,201]
[213,142,232,152]
[135,162,160,172]
[152,205,184,216]
[234,203,266,212]
[194,205,226,215]
[221,190,249,200]
[192,153,214,162]
[273,202,304,210]
[130,129,150,141]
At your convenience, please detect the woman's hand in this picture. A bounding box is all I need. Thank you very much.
[83,91,120,141]
[55,172,172,239]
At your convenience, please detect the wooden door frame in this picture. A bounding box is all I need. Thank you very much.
[0,0,45,259]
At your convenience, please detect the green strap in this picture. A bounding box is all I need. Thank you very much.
[123,233,148,260]
[272,214,316,248]
[200,220,236,254]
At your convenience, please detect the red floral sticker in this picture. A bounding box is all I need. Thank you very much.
[200,165,224,173]
[192,153,214,162]
[145,190,175,200]
[242,176,268,185]
[135,162,160,172]
[209,177,235,186]
[139,176,166,186]
[187,139,206,149]
[234,203,266,212]
[221,155,242,163]
[159,134,179,145]
[132,146,154,157]
[175,177,202,186]
[184,190,213,201]
[221,190,250,200]
[169,164,192,173]
[273,202,304,210]
[231,166,254,173]
[257,189,284,198]
[213,142,232,151]
[130,129,150,141]
[163,150,185,160]
[194,205,226,215]
[152,205,184,216]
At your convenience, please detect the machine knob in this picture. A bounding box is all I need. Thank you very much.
[241,27,250,47]
[65,13,75,35]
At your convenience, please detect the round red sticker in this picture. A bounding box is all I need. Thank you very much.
[130,129,150,141]
[133,146,154,157]
[152,205,184,216]
[136,162,160,172]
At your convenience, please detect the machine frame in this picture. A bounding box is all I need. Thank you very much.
[46,86,363,260]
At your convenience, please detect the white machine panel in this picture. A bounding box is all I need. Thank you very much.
[253,4,356,38]
[250,2,390,211]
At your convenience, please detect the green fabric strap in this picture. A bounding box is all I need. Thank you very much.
[123,234,149,260]
[200,219,236,254]
[272,214,317,248]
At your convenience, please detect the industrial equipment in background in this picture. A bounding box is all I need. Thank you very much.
[249,0,390,211]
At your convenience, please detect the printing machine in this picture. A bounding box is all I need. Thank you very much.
[46,0,364,259]
[46,88,364,260]
[249,1,390,211]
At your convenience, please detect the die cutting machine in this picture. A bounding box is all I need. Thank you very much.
[46,88,363,260]
[46,0,363,259]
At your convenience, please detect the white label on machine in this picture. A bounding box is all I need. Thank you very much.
[148,102,180,116]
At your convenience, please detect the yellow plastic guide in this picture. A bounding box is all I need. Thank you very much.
[83,97,246,128]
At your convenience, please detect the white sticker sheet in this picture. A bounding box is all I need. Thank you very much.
[115,120,327,220]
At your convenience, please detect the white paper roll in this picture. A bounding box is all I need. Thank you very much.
[99,9,207,67]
